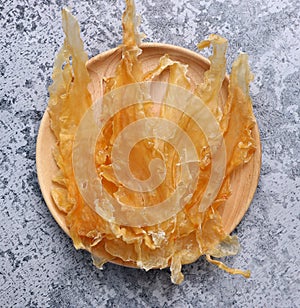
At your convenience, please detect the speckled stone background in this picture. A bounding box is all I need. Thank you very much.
[0,0,299,307]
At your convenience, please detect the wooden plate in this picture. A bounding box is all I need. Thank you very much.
[36,43,261,264]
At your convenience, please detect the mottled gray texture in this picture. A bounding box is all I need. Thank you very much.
[0,0,299,307]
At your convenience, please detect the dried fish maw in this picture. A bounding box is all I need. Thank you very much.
[47,0,257,285]
[48,8,92,215]
[222,53,256,175]
[196,34,228,122]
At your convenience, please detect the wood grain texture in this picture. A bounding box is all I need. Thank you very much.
[36,43,261,266]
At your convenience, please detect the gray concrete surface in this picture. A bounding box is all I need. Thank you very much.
[0,0,299,306]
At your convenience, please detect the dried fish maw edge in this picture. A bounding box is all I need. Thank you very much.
[143,54,191,90]
[170,252,185,284]
[122,0,144,48]
[206,234,240,258]
[196,34,228,120]
[51,187,74,213]
[206,255,250,278]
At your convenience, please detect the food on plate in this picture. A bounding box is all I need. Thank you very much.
[47,0,256,284]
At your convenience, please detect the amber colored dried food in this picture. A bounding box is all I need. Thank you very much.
[48,0,256,284]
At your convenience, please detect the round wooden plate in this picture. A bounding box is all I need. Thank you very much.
[36,43,261,264]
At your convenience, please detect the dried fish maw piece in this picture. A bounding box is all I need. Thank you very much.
[48,9,92,137]
[105,0,143,92]
[48,8,92,214]
[206,255,250,278]
[196,34,228,122]
[222,53,256,175]
[143,54,191,90]
[105,239,138,262]
[51,187,73,213]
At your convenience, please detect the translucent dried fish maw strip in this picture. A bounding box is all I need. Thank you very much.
[196,34,228,122]
[222,53,256,175]
[48,8,92,214]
